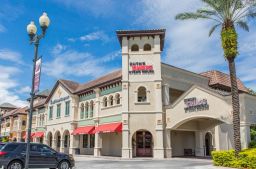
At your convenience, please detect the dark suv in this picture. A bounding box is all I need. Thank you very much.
[0,142,75,169]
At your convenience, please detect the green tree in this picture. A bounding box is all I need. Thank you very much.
[248,88,256,95]
[175,0,256,156]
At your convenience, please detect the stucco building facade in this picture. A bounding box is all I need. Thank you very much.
[22,29,256,158]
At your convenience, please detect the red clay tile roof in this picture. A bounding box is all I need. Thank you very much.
[116,29,166,51]
[2,107,28,118]
[75,69,122,94]
[59,79,80,93]
[200,70,249,93]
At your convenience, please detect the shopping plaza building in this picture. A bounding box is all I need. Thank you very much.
[1,29,256,158]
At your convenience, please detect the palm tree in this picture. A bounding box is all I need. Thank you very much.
[175,0,256,156]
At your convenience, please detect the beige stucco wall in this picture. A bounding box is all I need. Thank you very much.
[166,86,232,129]
[171,131,195,156]
[101,132,122,156]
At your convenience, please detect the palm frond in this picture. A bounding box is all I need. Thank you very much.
[202,0,225,18]
[175,12,209,20]
[209,23,221,37]
[236,20,249,31]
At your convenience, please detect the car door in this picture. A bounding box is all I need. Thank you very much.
[29,144,45,168]
[37,144,58,168]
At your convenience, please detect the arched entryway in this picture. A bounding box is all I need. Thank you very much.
[205,132,213,156]
[54,131,61,152]
[132,130,153,157]
[62,130,70,154]
[47,132,53,148]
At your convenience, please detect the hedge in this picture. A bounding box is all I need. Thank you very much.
[212,149,256,169]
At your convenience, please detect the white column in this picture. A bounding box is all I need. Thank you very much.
[60,139,65,153]
[122,113,131,158]
[121,37,131,159]
[214,126,220,151]
[69,135,79,155]
[165,130,172,158]
[240,122,251,149]
[94,133,102,157]
[154,81,164,159]
[195,131,204,156]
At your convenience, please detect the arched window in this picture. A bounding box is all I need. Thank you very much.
[80,103,84,119]
[138,86,147,102]
[103,97,108,107]
[90,101,94,117]
[144,44,151,51]
[115,93,121,105]
[85,102,89,118]
[131,44,139,51]
[109,95,114,106]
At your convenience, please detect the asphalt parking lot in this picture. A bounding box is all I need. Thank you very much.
[74,157,229,169]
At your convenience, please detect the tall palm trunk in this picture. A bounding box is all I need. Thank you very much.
[228,57,241,156]
[221,21,241,156]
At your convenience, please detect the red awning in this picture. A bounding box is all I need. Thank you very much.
[72,126,95,135]
[23,133,35,139]
[95,122,122,133]
[34,132,44,138]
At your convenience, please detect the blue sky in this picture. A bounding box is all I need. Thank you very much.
[0,0,255,106]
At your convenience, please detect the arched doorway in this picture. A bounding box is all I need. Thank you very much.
[54,131,61,152]
[205,132,212,156]
[47,132,53,147]
[63,130,70,154]
[132,130,153,157]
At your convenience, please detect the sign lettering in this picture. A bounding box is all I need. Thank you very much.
[184,97,209,113]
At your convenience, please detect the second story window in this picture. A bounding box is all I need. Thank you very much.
[103,97,107,107]
[138,86,147,102]
[90,101,94,117]
[65,101,70,116]
[85,102,89,118]
[57,104,61,118]
[131,44,139,51]
[49,106,53,120]
[80,103,84,119]
[109,95,113,106]
[116,93,121,105]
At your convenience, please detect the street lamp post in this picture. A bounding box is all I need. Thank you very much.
[25,12,50,169]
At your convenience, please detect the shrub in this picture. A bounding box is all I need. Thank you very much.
[212,148,256,169]
[249,140,256,148]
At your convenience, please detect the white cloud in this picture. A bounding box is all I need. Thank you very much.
[137,0,255,90]
[0,24,6,32]
[0,49,23,64]
[0,66,28,107]
[44,44,121,78]
[68,31,110,43]
[52,43,66,55]
[16,86,31,94]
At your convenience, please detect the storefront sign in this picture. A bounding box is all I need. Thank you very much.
[50,96,70,104]
[129,62,154,75]
[184,97,209,113]
[33,58,42,93]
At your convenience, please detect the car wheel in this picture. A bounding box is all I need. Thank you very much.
[8,160,23,169]
[58,161,70,169]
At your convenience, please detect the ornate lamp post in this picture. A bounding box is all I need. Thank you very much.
[25,12,50,169]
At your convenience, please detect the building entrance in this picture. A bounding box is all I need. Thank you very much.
[135,131,153,157]
[205,132,212,156]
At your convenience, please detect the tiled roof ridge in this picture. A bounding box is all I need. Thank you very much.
[200,70,249,93]
[75,69,122,94]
